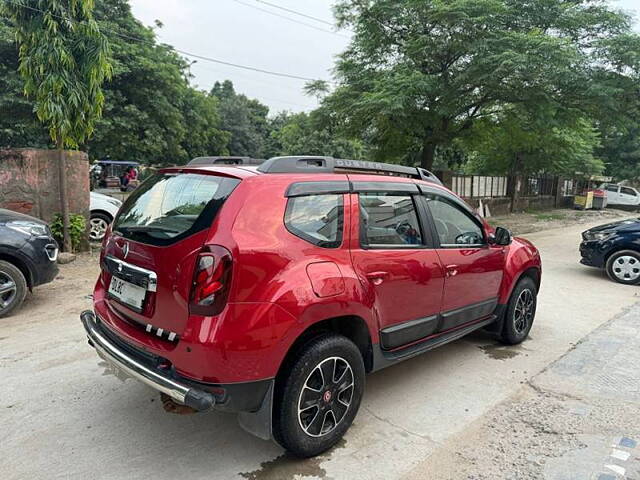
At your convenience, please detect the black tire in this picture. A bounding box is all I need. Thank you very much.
[89,212,112,242]
[273,333,365,458]
[606,250,640,285]
[0,260,27,318]
[500,276,537,345]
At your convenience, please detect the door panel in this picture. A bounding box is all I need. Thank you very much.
[422,192,504,330]
[348,192,445,344]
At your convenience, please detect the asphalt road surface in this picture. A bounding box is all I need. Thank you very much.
[2,219,638,480]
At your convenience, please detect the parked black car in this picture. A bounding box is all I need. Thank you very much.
[580,218,640,285]
[0,209,59,317]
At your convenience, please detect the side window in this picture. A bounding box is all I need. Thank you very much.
[425,194,485,247]
[284,194,343,248]
[621,187,637,197]
[359,193,423,247]
[606,185,619,193]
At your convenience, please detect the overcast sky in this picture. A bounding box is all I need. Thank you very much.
[129,0,639,115]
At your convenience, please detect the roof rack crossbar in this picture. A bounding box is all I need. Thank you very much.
[256,156,442,185]
[187,156,265,166]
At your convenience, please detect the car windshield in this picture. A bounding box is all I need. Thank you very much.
[113,173,239,245]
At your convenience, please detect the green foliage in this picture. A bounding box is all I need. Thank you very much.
[1,0,112,148]
[211,80,269,158]
[265,107,364,159]
[462,105,604,176]
[50,213,86,252]
[326,0,639,171]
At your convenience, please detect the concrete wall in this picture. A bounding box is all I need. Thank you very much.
[0,148,89,223]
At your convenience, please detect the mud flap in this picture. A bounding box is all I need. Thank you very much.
[237,380,274,440]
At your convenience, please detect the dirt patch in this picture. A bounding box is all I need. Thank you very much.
[488,208,633,236]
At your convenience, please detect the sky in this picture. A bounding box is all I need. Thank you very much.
[129,0,639,115]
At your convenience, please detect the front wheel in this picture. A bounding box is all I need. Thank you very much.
[500,276,537,345]
[0,260,27,318]
[273,334,365,458]
[89,213,112,242]
[606,250,640,285]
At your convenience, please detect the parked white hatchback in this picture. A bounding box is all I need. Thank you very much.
[89,192,122,241]
[602,184,640,206]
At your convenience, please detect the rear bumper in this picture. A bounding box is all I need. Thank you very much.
[80,309,274,414]
[80,310,216,411]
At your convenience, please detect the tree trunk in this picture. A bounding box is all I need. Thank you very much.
[420,139,437,170]
[57,141,72,252]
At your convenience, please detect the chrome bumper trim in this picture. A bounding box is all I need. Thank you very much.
[79,310,214,411]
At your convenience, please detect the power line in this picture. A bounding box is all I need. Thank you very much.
[229,0,348,38]
[254,0,337,27]
[1,0,327,83]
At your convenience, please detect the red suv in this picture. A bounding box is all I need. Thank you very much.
[80,156,541,457]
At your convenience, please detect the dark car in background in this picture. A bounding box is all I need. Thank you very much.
[580,218,640,285]
[0,209,59,317]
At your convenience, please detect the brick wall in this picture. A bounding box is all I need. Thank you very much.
[0,148,89,223]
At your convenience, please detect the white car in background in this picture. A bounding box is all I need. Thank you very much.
[90,192,122,241]
[602,184,640,206]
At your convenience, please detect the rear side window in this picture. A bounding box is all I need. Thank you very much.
[284,194,343,248]
[606,185,619,192]
[359,193,423,247]
[114,173,240,246]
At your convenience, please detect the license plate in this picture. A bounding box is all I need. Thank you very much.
[108,276,146,310]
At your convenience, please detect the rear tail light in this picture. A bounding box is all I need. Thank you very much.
[189,245,233,316]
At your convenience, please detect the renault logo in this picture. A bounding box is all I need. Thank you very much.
[122,242,129,259]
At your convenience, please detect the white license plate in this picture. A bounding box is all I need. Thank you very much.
[108,276,146,310]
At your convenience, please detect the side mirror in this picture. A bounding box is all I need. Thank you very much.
[490,227,512,246]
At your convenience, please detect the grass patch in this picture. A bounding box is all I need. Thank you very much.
[533,213,565,221]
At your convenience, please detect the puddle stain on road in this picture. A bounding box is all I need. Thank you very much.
[479,343,523,360]
[239,438,346,480]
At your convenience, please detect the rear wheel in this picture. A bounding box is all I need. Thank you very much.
[273,333,365,458]
[606,250,640,285]
[500,277,537,345]
[0,260,27,318]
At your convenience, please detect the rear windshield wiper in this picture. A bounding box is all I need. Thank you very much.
[116,225,181,234]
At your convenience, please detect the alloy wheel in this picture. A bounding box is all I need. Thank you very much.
[0,272,17,312]
[297,356,354,437]
[89,217,109,241]
[514,288,534,334]
[612,255,640,282]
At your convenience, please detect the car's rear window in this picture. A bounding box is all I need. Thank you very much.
[113,173,240,246]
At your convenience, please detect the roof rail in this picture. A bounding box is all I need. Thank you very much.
[257,156,442,185]
[187,156,265,166]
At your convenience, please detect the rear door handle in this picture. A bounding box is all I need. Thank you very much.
[445,264,458,277]
[366,271,388,285]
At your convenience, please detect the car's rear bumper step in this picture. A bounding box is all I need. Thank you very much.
[79,310,215,411]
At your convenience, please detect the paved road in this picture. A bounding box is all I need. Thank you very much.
[2,219,638,480]
[404,303,640,479]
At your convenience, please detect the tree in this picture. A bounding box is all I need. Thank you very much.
[463,105,604,176]
[89,0,228,164]
[2,0,111,251]
[0,0,229,165]
[266,109,364,159]
[211,80,269,158]
[327,0,635,170]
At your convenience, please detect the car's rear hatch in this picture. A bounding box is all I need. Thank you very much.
[100,168,243,337]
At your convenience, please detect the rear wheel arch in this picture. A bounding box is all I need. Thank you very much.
[276,315,373,384]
